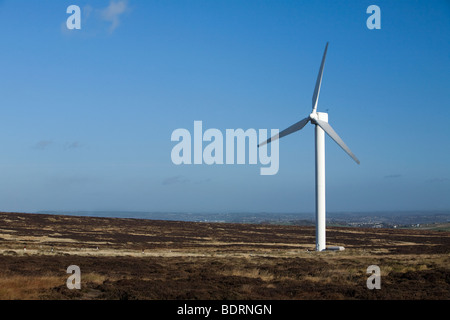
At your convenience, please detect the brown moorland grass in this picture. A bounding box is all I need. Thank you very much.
[0,211,449,300]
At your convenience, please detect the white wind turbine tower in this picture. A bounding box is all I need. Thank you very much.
[258,42,360,251]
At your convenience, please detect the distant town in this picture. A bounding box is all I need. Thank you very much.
[37,210,450,231]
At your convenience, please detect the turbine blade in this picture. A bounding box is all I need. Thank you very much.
[258,117,310,147]
[312,42,329,112]
[315,119,360,164]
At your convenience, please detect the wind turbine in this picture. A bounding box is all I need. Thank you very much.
[258,42,360,251]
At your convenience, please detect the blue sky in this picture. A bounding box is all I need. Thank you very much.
[0,0,449,214]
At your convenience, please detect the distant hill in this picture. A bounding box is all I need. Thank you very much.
[36,210,450,229]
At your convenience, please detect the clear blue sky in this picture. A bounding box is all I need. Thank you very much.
[0,0,449,214]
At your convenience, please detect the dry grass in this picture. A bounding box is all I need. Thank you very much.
[221,268,275,281]
[82,272,109,285]
[0,274,65,300]
[0,272,121,300]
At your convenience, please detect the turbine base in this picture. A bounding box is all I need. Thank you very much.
[326,246,345,251]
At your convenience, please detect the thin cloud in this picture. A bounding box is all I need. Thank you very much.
[100,0,130,32]
[162,175,190,186]
[384,174,403,179]
[84,5,94,19]
[65,141,82,149]
[33,140,52,150]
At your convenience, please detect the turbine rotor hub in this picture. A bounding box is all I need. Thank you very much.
[309,112,318,122]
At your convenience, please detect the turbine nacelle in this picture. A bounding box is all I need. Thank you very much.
[309,112,328,125]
